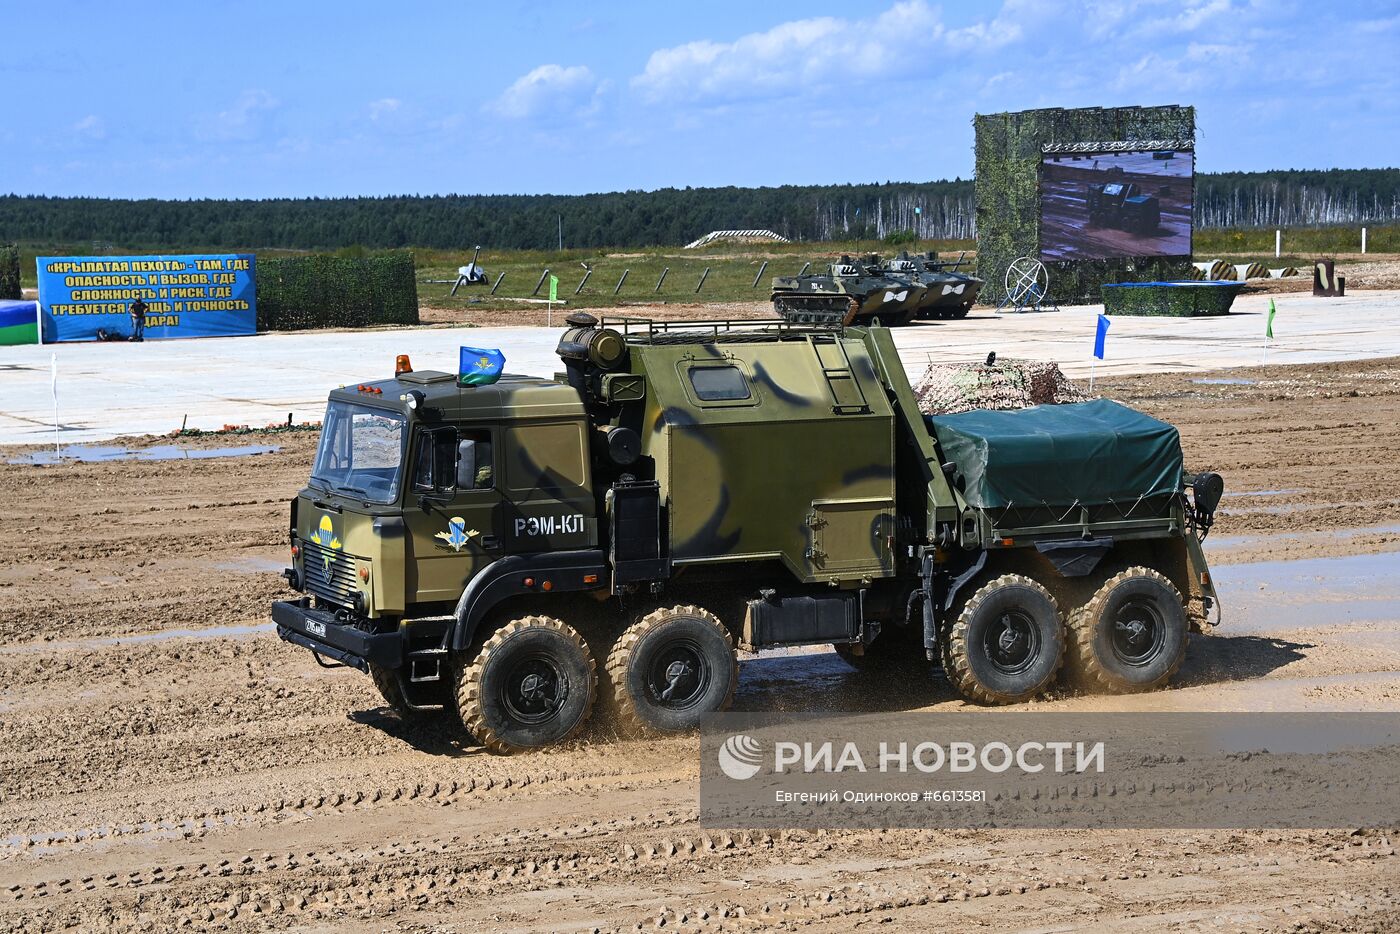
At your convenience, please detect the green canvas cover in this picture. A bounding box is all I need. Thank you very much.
[927,399,1183,510]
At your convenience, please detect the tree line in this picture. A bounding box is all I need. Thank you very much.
[2,168,1395,252]
[1195,168,1400,229]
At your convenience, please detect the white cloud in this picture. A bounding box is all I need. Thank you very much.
[631,1,964,104]
[72,115,105,140]
[198,90,278,142]
[1173,0,1233,31]
[368,98,401,120]
[629,0,1052,106]
[1112,38,1251,95]
[488,64,604,119]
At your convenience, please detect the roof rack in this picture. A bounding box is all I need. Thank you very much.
[599,316,843,345]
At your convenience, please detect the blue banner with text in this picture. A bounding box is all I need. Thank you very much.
[36,254,256,342]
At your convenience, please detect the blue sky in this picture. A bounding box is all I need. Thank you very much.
[2,0,1397,199]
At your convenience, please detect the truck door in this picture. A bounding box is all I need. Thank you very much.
[402,426,504,604]
[500,420,596,553]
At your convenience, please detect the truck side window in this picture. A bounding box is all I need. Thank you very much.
[457,432,494,490]
[688,365,750,401]
[504,423,586,493]
[412,428,458,493]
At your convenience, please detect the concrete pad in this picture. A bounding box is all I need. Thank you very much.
[899,288,1400,381]
[2,289,1397,445]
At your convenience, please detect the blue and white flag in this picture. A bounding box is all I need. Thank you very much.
[459,346,505,386]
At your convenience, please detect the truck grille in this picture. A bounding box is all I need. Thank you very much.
[302,540,357,607]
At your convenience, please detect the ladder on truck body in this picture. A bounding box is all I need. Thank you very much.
[808,334,871,415]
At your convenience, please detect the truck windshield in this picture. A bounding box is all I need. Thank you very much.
[310,402,407,504]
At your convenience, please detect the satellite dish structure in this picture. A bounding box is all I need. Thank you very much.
[996,256,1060,314]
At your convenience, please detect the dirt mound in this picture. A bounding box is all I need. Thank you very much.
[913,358,1088,415]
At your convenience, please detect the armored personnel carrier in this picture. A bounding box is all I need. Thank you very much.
[770,255,924,326]
[883,251,984,320]
[273,314,1223,753]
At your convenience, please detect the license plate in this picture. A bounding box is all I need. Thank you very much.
[306,619,326,637]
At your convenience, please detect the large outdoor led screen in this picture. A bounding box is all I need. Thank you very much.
[1039,149,1193,261]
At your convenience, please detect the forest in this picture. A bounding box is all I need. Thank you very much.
[2,168,1396,252]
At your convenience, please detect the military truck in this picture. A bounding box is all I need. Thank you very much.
[1087,181,1162,235]
[770,255,924,326]
[274,316,1222,753]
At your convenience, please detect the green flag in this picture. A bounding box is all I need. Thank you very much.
[1266,299,1277,339]
[548,274,559,303]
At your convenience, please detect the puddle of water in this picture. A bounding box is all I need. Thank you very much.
[1214,552,1400,633]
[1221,489,1303,499]
[1191,377,1257,386]
[0,622,274,655]
[1209,523,1400,552]
[1219,498,1400,517]
[8,443,279,465]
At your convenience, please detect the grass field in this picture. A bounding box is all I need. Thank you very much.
[410,238,975,313]
[12,225,1396,307]
[1194,224,1395,256]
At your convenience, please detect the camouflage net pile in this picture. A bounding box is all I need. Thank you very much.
[913,359,1088,416]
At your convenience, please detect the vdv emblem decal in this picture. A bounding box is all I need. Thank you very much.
[435,516,479,552]
[312,514,341,568]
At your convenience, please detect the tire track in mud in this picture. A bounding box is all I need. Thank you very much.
[4,361,1400,931]
[4,822,1397,931]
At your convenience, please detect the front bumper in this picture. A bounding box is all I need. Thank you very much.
[272,599,402,672]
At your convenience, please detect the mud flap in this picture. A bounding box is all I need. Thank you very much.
[1035,537,1114,577]
[923,550,988,658]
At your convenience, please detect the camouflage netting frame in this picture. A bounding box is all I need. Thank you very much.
[256,251,419,331]
[974,105,1196,306]
[913,359,1088,416]
[1101,281,1243,317]
[0,243,20,300]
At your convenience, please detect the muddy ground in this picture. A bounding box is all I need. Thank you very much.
[2,358,1400,932]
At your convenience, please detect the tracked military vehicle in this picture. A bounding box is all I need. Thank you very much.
[274,315,1223,753]
[771,255,924,326]
[910,251,983,319]
[883,251,984,320]
[1087,181,1162,235]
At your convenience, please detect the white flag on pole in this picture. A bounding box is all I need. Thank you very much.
[50,353,60,457]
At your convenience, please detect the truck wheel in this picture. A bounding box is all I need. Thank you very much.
[606,605,738,734]
[369,663,442,722]
[1068,567,1187,693]
[456,616,597,754]
[946,574,1065,705]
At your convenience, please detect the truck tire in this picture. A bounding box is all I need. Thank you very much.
[946,574,1065,705]
[1068,567,1187,693]
[369,663,442,722]
[456,616,597,754]
[605,605,738,734]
